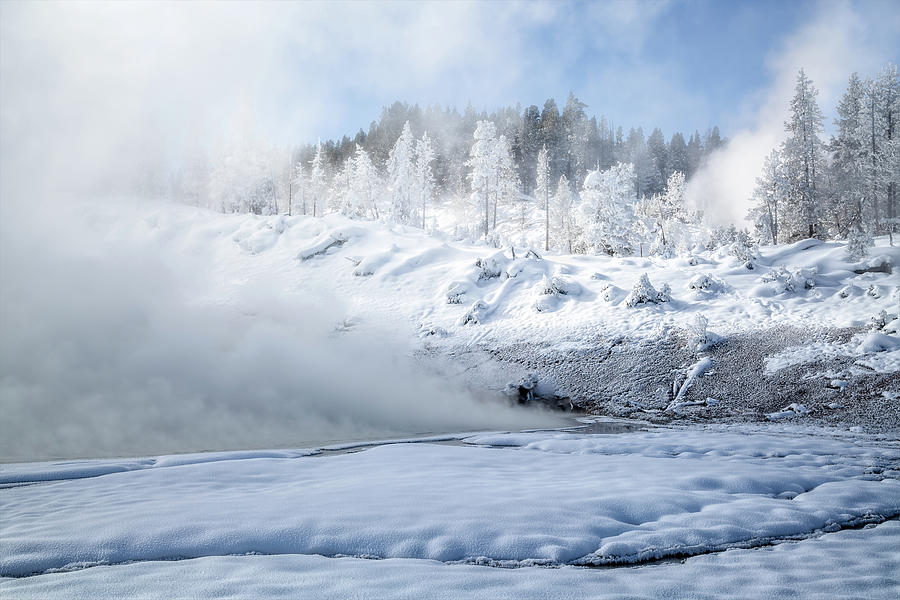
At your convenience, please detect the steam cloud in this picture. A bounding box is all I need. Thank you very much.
[687,1,900,226]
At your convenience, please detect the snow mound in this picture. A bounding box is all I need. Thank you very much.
[625,273,671,307]
[857,332,900,354]
[688,273,730,294]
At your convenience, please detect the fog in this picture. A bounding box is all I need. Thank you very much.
[0,3,566,461]
[0,198,562,462]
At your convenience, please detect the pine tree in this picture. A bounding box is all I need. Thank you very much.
[872,64,900,241]
[309,140,327,218]
[467,120,499,239]
[519,105,542,194]
[540,99,563,182]
[687,131,704,176]
[535,145,550,251]
[289,160,305,216]
[562,92,590,185]
[647,171,688,254]
[387,121,416,224]
[414,132,435,229]
[828,73,868,238]
[846,220,872,261]
[782,69,825,239]
[550,174,578,253]
[748,149,786,244]
[494,134,520,231]
[668,132,689,179]
[350,145,381,219]
[646,127,668,195]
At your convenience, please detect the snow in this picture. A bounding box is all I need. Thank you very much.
[70,202,900,355]
[858,331,900,353]
[2,424,899,598]
[4,521,899,600]
[667,356,713,410]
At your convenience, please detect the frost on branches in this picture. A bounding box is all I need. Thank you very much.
[625,273,671,307]
[578,163,637,256]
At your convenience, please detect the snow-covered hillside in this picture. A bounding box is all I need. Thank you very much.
[127,202,900,423]
[129,201,900,346]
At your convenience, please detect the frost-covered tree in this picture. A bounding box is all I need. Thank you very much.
[643,171,688,254]
[846,220,872,261]
[647,127,668,195]
[387,121,416,224]
[827,73,868,238]
[308,140,327,217]
[289,159,306,216]
[879,64,899,243]
[535,145,550,250]
[414,132,435,229]
[494,134,521,231]
[550,174,578,253]
[578,162,636,256]
[208,141,278,215]
[862,65,900,239]
[748,149,787,244]
[782,69,825,239]
[349,145,381,219]
[668,132,689,179]
[466,121,500,238]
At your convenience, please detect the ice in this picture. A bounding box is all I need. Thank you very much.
[3,426,898,580]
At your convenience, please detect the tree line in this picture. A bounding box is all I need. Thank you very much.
[748,64,899,256]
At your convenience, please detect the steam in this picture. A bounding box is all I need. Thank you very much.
[0,3,579,461]
[0,200,558,462]
[687,1,900,226]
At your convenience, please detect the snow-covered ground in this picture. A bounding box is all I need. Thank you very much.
[67,200,900,347]
[3,422,899,598]
[2,202,899,597]
[3,199,897,461]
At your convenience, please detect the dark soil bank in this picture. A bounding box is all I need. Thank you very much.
[424,326,900,434]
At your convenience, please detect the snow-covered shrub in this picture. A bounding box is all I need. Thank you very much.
[866,284,881,298]
[417,323,448,338]
[625,274,671,307]
[688,273,729,294]
[728,230,759,267]
[658,283,672,302]
[686,313,722,352]
[599,283,620,303]
[838,283,862,299]
[538,275,579,297]
[846,225,872,262]
[459,300,488,325]
[687,313,709,348]
[297,232,348,261]
[534,276,580,312]
[445,282,467,304]
[759,266,816,294]
[870,310,898,331]
[474,256,504,281]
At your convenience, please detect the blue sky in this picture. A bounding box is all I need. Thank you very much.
[279,0,897,143]
[1,0,898,209]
